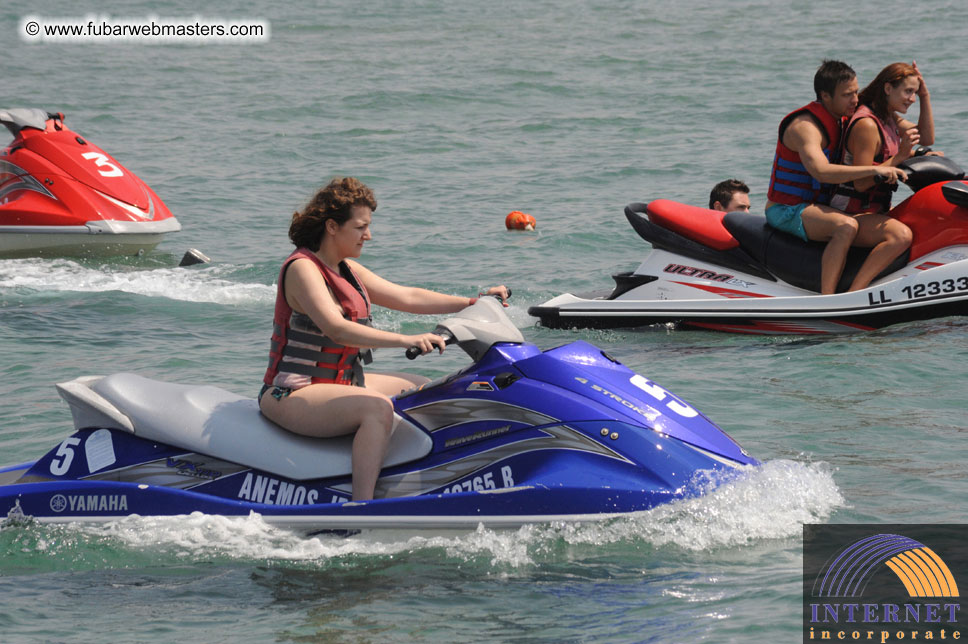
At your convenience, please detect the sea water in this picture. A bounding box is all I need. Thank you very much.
[2,1,967,642]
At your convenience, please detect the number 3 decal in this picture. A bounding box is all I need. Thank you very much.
[81,151,124,177]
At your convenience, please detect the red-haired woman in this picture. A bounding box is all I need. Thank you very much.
[829,62,941,289]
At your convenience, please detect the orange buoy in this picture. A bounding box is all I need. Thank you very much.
[505,211,537,231]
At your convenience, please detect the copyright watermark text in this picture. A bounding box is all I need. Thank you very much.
[20,14,270,44]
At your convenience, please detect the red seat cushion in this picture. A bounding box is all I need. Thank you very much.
[646,199,739,250]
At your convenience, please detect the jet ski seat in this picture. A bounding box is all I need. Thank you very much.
[56,373,433,481]
[645,199,739,250]
[0,108,51,136]
[723,213,910,293]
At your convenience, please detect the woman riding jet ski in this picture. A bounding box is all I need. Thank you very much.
[529,156,968,335]
[0,298,757,532]
[0,108,180,258]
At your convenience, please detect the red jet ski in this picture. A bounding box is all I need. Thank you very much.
[530,156,968,334]
[0,108,180,259]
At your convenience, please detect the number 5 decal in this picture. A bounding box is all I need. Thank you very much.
[81,151,124,177]
[50,436,81,476]
[629,375,698,417]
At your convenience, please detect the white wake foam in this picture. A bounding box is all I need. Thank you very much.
[546,458,845,551]
[0,258,273,305]
[74,458,842,567]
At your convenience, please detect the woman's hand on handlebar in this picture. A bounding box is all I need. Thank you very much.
[480,285,511,307]
[405,332,447,355]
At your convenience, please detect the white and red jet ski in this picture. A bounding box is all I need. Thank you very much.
[530,156,968,335]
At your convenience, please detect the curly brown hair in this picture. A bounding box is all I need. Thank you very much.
[288,177,377,250]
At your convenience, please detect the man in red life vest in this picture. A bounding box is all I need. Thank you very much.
[709,179,751,213]
[765,60,908,294]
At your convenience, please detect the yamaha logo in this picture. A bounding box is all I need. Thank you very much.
[49,494,68,513]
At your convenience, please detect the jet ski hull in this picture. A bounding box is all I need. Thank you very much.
[1,300,757,532]
[1,390,751,532]
[1,467,694,531]
[531,254,968,335]
[0,220,181,259]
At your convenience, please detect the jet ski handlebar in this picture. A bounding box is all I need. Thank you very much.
[405,331,456,360]
[897,155,965,192]
[405,293,522,361]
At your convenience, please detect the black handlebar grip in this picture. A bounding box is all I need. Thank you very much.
[406,332,455,360]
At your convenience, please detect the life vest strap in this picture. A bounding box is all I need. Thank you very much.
[276,361,344,382]
[284,327,346,349]
[281,345,345,363]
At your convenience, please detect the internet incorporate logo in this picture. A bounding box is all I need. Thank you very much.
[814,533,960,599]
[803,525,964,644]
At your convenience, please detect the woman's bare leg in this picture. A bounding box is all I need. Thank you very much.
[259,384,394,500]
[847,215,913,291]
[801,205,860,295]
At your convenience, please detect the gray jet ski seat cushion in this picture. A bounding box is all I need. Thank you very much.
[59,373,432,481]
[0,108,51,135]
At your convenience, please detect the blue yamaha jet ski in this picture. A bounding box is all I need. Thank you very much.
[0,298,757,532]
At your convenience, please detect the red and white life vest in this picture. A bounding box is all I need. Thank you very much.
[263,248,372,388]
